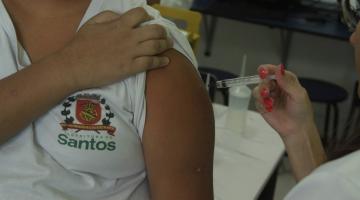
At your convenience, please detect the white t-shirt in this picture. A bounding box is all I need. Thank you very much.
[285,150,360,200]
[0,0,197,199]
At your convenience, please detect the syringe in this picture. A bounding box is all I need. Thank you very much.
[216,75,276,89]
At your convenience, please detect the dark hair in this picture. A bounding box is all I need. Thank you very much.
[328,130,360,160]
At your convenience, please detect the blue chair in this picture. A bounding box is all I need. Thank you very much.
[198,66,238,105]
[298,77,348,147]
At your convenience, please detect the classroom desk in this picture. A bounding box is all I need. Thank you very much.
[191,0,351,63]
[213,104,285,200]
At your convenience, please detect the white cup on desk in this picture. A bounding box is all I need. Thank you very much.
[225,85,252,135]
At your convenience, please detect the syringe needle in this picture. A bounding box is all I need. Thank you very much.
[216,75,276,89]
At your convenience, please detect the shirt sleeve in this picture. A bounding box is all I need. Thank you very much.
[141,5,198,68]
[101,0,198,139]
[285,171,360,200]
[100,0,198,68]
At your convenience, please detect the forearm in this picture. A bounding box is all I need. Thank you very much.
[0,53,76,143]
[283,123,327,181]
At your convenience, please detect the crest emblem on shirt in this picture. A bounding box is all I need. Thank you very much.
[60,94,116,136]
[76,98,101,125]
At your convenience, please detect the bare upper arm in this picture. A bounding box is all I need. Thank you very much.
[143,49,214,200]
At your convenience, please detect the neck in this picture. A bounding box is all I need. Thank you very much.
[3,0,91,18]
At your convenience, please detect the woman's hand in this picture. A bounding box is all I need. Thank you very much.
[58,7,173,90]
[253,64,316,139]
[253,65,327,180]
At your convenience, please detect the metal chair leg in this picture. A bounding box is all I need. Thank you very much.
[203,15,218,56]
[332,103,339,141]
[222,89,230,106]
[344,103,355,140]
[280,30,293,67]
[324,104,331,146]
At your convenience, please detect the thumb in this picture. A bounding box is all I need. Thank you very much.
[85,11,120,25]
[275,64,301,95]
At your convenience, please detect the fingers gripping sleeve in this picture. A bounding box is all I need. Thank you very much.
[101,0,198,139]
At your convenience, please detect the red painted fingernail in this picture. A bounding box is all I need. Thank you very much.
[280,64,285,76]
[259,67,268,79]
[266,105,273,112]
[260,88,269,98]
[264,97,274,112]
[263,97,274,108]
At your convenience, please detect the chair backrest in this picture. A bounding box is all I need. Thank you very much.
[199,71,218,102]
[198,66,238,105]
[152,4,202,52]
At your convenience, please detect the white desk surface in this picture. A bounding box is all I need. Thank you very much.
[213,104,285,200]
